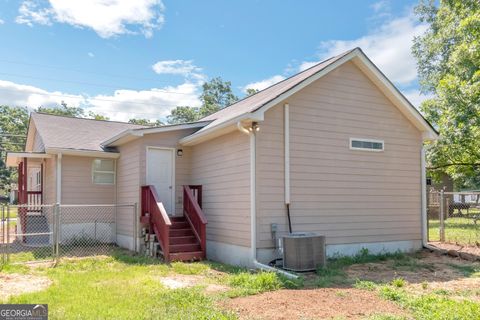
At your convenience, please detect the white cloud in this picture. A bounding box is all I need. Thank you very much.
[87,52,94,58]
[86,82,202,121]
[0,79,201,122]
[243,75,285,92]
[16,1,53,26]
[300,9,426,86]
[152,60,204,80]
[0,19,5,25]
[15,0,165,38]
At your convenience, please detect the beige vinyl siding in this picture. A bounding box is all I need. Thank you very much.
[61,155,115,204]
[116,140,141,237]
[115,128,197,236]
[138,129,197,216]
[32,130,45,152]
[256,61,422,248]
[43,157,56,204]
[190,130,251,247]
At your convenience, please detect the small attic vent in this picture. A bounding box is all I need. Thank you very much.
[283,232,325,272]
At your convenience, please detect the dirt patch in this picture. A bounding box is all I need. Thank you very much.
[222,288,406,320]
[159,274,229,293]
[0,273,51,300]
[429,242,480,259]
[346,250,478,284]
[409,277,480,301]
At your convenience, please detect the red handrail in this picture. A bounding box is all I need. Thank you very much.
[141,185,172,261]
[183,185,207,254]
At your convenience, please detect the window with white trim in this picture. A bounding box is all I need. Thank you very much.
[350,138,384,151]
[92,159,115,184]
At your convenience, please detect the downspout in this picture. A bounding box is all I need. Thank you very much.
[420,145,434,249]
[284,104,292,233]
[56,153,62,204]
[237,121,298,279]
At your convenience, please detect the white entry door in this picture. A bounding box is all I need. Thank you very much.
[146,148,174,215]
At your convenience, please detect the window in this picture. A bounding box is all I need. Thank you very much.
[350,138,384,151]
[92,159,115,184]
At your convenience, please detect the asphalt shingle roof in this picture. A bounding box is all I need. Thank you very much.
[31,113,146,152]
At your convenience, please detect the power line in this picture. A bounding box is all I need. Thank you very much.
[0,58,174,83]
[0,71,198,95]
[0,87,194,116]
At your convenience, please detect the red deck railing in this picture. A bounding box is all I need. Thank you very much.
[183,185,207,255]
[141,185,172,261]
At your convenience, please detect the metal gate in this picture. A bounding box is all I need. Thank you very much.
[1,203,136,264]
[427,190,480,246]
[1,204,56,264]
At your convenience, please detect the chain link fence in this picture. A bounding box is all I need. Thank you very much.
[427,190,480,246]
[1,203,136,264]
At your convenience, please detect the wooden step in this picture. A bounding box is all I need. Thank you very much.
[169,251,205,262]
[170,228,194,237]
[170,216,186,223]
[169,236,197,245]
[170,243,202,253]
[170,221,189,229]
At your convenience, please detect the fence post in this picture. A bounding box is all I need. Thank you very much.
[6,205,10,262]
[1,205,4,265]
[54,203,60,263]
[133,203,138,253]
[439,190,445,242]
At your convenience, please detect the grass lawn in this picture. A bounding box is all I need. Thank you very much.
[1,250,300,319]
[428,217,480,245]
[1,248,479,319]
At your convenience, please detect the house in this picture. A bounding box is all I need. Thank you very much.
[6,48,438,267]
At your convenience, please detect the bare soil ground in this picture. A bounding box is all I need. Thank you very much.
[0,273,51,300]
[346,250,474,284]
[223,251,480,320]
[429,242,480,258]
[222,288,405,320]
[159,274,229,293]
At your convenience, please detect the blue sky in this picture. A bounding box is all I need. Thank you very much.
[0,0,429,121]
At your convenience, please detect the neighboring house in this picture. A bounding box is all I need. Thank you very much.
[6,48,438,267]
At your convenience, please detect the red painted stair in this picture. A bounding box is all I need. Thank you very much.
[141,185,207,262]
[168,217,204,261]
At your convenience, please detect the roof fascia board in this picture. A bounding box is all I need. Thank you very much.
[102,122,209,147]
[46,148,120,159]
[25,115,36,152]
[5,152,51,167]
[251,50,358,119]
[179,114,263,146]
[101,129,142,147]
[351,53,438,140]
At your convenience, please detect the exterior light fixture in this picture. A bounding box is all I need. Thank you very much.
[176,149,183,157]
[250,122,260,132]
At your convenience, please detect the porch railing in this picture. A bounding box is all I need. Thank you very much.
[183,185,207,255]
[141,185,171,261]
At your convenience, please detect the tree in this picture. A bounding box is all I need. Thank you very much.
[166,106,200,124]
[412,0,480,186]
[0,106,29,194]
[166,77,239,124]
[198,77,238,118]
[37,101,108,120]
[37,101,84,117]
[128,118,163,126]
[246,88,259,96]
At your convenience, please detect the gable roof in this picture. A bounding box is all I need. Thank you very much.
[180,48,438,145]
[31,112,146,152]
